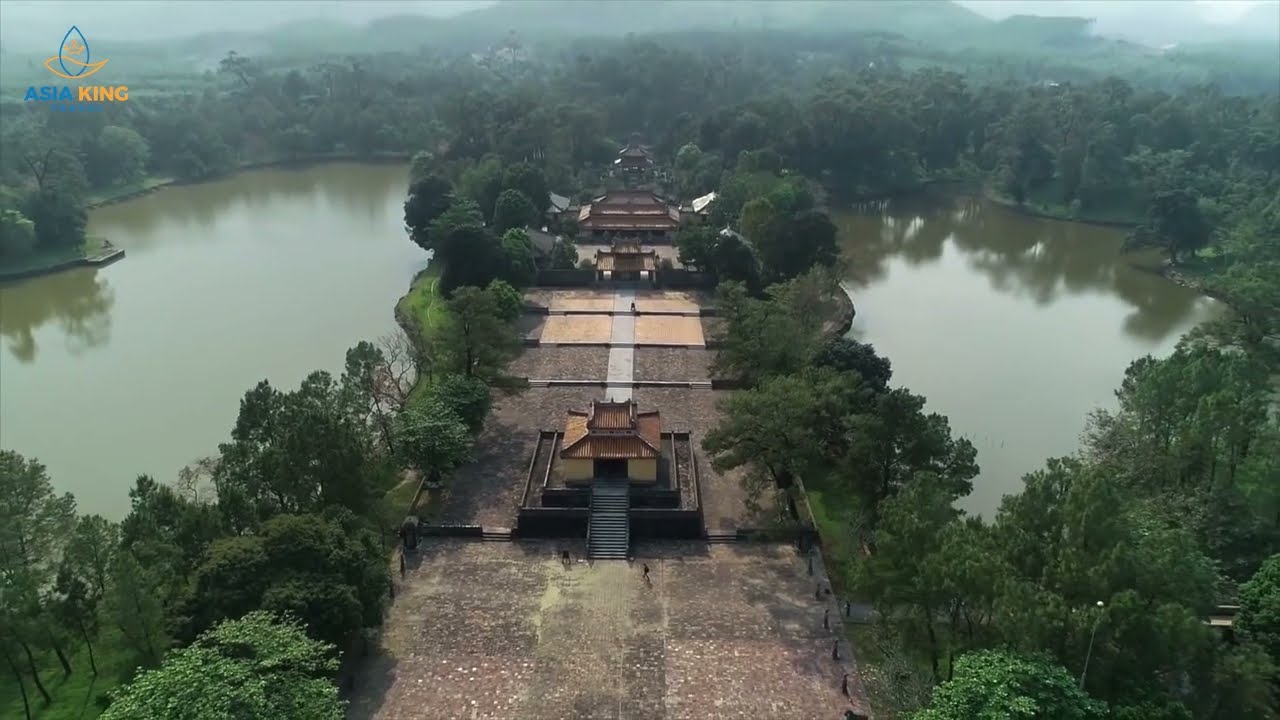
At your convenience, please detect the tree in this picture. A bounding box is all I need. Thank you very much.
[428,198,506,292]
[1130,189,1211,263]
[212,372,381,531]
[911,649,1107,720]
[499,228,537,286]
[839,387,978,511]
[0,208,37,258]
[434,285,520,380]
[0,452,78,685]
[485,278,524,322]
[403,173,455,251]
[815,337,892,392]
[104,549,169,667]
[21,188,86,250]
[425,373,491,434]
[549,237,578,269]
[102,611,344,720]
[768,208,839,281]
[501,161,548,215]
[493,189,538,233]
[676,224,717,271]
[394,397,474,481]
[94,126,150,185]
[185,513,386,648]
[1237,554,1280,661]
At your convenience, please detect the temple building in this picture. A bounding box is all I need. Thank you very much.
[594,239,657,284]
[577,189,680,242]
[613,134,655,182]
[560,400,662,484]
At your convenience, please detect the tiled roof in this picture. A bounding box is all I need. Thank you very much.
[560,402,662,459]
[691,191,717,214]
[562,435,658,459]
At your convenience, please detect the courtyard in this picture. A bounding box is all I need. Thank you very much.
[347,541,867,720]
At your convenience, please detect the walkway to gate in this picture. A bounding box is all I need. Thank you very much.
[605,289,636,401]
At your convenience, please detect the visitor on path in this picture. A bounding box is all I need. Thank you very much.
[823,608,830,629]
[642,563,651,582]
[841,673,849,696]
[630,301,637,313]
[832,639,840,661]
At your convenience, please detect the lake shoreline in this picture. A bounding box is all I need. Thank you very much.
[1,153,413,283]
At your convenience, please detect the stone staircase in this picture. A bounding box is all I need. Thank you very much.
[588,480,630,560]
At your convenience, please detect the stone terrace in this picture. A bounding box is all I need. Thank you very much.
[507,346,611,381]
[632,387,769,530]
[633,348,714,383]
[348,540,868,720]
[440,386,604,528]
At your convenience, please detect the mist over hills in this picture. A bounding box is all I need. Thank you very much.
[0,0,1274,86]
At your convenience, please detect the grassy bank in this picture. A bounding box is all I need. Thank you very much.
[0,236,111,278]
[394,263,445,404]
[986,184,1145,227]
[0,629,138,720]
[86,176,175,207]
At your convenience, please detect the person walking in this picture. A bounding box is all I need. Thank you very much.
[642,563,651,582]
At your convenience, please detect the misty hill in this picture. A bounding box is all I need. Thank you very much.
[439,0,990,40]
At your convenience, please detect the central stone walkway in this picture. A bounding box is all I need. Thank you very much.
[606,289,636,401]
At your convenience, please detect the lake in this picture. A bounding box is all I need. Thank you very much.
[836,194,1223,516]
[0,162,425,518]
[0,168,1221,519]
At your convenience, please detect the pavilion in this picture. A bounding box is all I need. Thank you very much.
[593,239,657,284]
[560,400,662,484]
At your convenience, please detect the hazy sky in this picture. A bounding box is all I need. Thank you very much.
[1,0,1272,52]
[957,0,1265,23]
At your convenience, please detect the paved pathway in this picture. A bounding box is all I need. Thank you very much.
[606,289,636,401]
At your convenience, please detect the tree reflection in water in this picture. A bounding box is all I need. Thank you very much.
[0,268,114,363]
[837,192,1204,342]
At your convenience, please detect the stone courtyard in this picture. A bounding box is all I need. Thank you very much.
[348,285,867,719]
[347,541,867,720]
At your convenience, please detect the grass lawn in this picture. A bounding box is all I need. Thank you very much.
[0,631,138,720]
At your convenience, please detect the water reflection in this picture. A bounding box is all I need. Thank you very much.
[90,163,405,244]
[0,268,114,363]
[838,194,1202,339]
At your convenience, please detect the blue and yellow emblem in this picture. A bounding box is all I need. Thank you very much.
[44,26,109,80]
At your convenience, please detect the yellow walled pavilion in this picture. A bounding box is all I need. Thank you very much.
[560,400,662,485]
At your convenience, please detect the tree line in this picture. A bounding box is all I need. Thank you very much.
[2,32,1275,336]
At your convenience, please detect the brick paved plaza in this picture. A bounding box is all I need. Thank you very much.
[347,541,867,720]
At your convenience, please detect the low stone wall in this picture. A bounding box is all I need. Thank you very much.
[632,509,704,539]
[415,524,484,538]
[516,508,589,537]
[535,269,596,286]
[657,269,715,289]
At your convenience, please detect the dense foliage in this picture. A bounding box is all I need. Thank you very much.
[705,268,1279,717]
[101,611,343,720]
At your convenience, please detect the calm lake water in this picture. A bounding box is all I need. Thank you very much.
[0,168,1221,519]
[0,163,424,518]
[836,194,1223,516]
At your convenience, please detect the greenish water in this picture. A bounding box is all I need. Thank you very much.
[0,163,423,518]
[836,194,1223,516]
